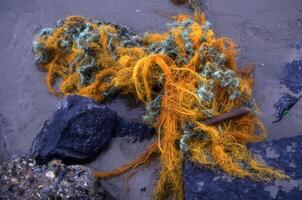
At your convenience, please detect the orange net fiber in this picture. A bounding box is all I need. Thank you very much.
[33,12,287,199]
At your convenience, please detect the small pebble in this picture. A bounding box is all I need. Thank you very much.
[45,171,55,179]
[11,178,19,185]
[47,159,62,167]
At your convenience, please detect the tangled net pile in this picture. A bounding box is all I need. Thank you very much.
[33,13,286,199]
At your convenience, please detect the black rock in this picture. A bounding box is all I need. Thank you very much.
[184,135,302,200]
[115,119,154,142]
[273,59,302,122]
[31,95,118,163]
[280,60,302,94]
[31,95,154,164]
[273,93,300,122]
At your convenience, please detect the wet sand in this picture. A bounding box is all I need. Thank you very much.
[0,0,301,199]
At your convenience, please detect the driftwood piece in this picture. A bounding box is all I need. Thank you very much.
[170,0,187,5]
[205,107,251,125]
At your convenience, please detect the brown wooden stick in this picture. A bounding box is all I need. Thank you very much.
[170,0,188,5]
[205,106,251,125]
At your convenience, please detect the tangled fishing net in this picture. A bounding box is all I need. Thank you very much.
[33,13,287,199]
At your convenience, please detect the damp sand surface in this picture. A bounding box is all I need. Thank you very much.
[0,0,302,199]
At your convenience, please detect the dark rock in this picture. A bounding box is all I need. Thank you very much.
[31,95,154,164]
[184,135,302,200]
[115,119,154,142]
[280,60,302,94]
[0,114,10,162]
[0,157,114,200]
[273,94,300,122]
[31,95,119,163]
[273,59,302,122]
[295,42,302,50]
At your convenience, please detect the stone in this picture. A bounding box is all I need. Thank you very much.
[273,59,302,122]
[0,157,114,200]
[30,95,118,163]
[184,135,302,200]
[273,94,300,122]
[45,171,55,179]
[114,119,154,142]
[280,60,302,94]
[30,95,154,164]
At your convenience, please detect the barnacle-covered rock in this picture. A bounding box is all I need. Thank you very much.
[184,135,302,200]
[30,95,154,164]
[0,157,114,200]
